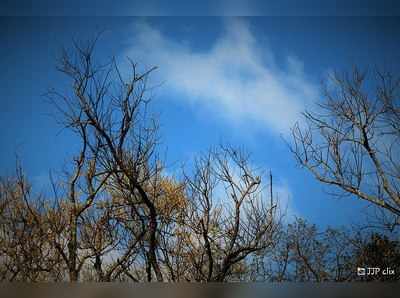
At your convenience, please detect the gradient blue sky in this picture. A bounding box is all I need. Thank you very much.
[1,13,400,228]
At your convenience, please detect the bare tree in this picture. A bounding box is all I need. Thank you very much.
[259,217,400,282]
[0,166,63,281]
[291,67,400,226]
[160,146,281,282]
[48,37,163,281]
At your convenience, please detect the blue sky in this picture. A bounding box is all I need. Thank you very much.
[1,15,400,228]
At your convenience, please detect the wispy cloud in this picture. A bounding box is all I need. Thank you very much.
[124,18,317,135]
[274,182,297,221]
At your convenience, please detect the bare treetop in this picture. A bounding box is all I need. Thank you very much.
[291,67,400,226]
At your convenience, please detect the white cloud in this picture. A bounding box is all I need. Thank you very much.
[273,182,297,222]
[124,18,317,135]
